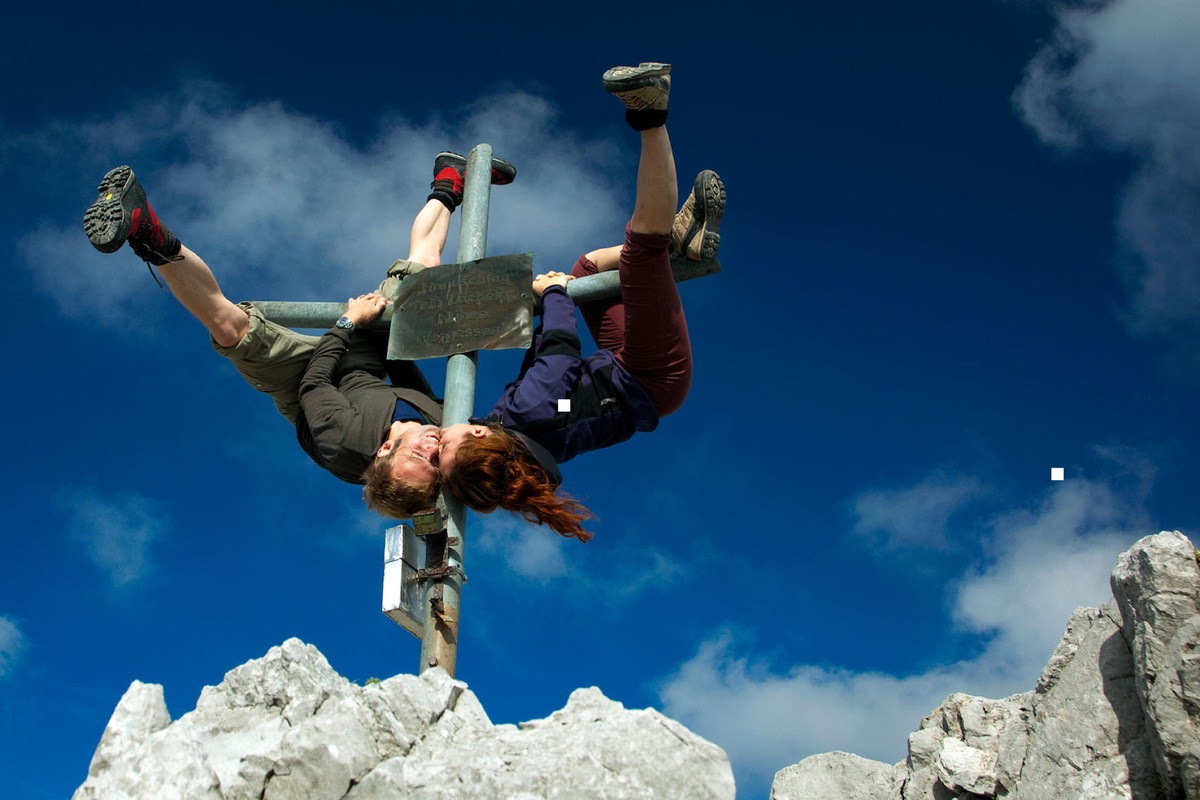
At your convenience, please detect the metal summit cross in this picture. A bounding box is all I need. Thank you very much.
[254,144,721,678]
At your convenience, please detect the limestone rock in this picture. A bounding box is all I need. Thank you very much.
[74,530,1198,800]
[73,639,734,800]
[770,751,902,799]
[84,680,171,780]
[1111,530,1200,797]
[1018,601,1159,800]
[73,680,221,800]
[770,531,1200,800]
[349,687,734,799]
[902,691,1030,800]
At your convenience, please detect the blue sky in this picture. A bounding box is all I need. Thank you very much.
[2,1,1199,798]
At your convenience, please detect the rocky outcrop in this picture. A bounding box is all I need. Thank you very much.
[72,531,1200,800]
[73,639,735,800]
[771,530,1200,800]
[772,751,903,799]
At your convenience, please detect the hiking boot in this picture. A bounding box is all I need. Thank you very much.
[83,166,182,266]
[428,151,518,211]
[602,62,671,111]
[433,151,518,187]
[672,170,725,261]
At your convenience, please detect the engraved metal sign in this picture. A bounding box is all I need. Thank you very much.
[386,253,534,361]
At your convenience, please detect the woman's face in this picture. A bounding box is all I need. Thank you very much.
[437,423,491,473]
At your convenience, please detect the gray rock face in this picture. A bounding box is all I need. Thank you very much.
[770,531,1200,800]
[74,639,734,800]
[1111,530,1200,797]
[71,531,1200,800]
[771,751,903,799]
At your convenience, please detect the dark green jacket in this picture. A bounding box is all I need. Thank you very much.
[295,327,442,484]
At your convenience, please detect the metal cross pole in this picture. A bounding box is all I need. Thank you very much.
[251,162,723,677]
[252,255,720,329]
[416,143,496,677]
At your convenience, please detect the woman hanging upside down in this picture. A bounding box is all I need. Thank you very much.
[435,61,726,541]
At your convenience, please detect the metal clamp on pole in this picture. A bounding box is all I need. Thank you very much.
[415,565,461,582]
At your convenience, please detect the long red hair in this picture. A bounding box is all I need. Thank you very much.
[442,424,594,542]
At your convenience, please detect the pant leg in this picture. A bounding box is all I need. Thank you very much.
[211,301,321,424]
[379,257,429,299]
[571,254,626,353]
[612,223,693,416]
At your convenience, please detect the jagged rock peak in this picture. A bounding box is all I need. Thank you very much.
[72,637,735,800]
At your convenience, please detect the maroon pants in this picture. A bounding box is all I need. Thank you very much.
[570,224,692,416]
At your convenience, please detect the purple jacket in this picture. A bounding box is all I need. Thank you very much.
[483,285,658,463]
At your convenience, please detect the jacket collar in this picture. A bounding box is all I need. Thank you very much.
[509,430,563,488]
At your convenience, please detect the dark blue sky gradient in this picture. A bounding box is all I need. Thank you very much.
[2,1,1197,798]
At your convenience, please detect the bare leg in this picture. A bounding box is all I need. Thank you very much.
[577,122,682,363]
[157,246,249,347]
[582,62,691,413]
[406,198,452,267]
[578,125,679,275]
[582,244,623,272]
[614,122,691,416]
[629,126,677,235]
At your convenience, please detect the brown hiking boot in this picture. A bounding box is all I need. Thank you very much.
[672,170,725,261]
[602,62,671,111]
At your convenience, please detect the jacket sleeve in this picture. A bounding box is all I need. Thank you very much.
[298,327,357,464]
[490,286,584,422]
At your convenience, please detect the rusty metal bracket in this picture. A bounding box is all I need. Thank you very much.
[427,583,458,625]
[410,508,448,537]
[430,584,445,617]
[415,564,460,582]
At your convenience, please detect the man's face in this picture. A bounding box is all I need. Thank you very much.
[376,422,441,486]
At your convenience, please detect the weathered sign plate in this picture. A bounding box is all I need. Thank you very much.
[382,524,427,639]
[386,253,534,361]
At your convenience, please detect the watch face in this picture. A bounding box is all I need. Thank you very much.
[337,316,354,329]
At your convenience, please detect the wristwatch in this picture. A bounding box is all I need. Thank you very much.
[335,315,356,332]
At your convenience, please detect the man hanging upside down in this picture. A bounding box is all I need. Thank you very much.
[82,151,517,518]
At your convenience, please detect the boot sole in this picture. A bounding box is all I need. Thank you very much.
[682,170,725,261]
[602,62,672,91]
[83,165,142,253]
[434,151,517,185]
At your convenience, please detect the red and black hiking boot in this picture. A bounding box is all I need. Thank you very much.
[427,151,519,211]
[83,166,182,266]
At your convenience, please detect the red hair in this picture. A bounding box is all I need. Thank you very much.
[442,424,594,542]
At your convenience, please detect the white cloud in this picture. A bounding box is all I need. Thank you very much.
[955,475,1143,676]
[18,81,630,333]
[659,462,1152,794]
[660,633,956,784]
[1014,0,1200,358]
[851,472,987,550]
[474,512,570,581]
[470,510,693,601]
[0,615,26,678]
[60,489,168,588]
[602,548,689,601]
